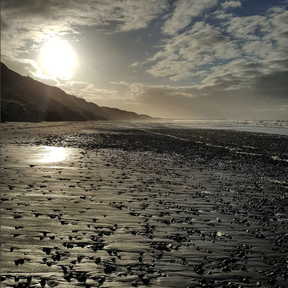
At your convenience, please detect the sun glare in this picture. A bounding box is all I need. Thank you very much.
[39,146,68,163]
[40,39,77,80]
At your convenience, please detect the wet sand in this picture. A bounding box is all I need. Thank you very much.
[1,121,288,287]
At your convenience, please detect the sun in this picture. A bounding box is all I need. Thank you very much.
[40,39,77,80]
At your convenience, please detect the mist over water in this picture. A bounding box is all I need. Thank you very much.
[161,119,288,136]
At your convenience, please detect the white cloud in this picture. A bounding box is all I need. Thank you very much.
[1,0,168,33]
[147,4,288,100]
[148,22,239,80]
[115,0,169,32]
[60,81,120,103]
[213,9,233,19]
[225,15,268,40]
[221,1,241,10]
[226,9,288,63]
[162,0,217,35]
[1,0,169,62]
[129,62,139,67]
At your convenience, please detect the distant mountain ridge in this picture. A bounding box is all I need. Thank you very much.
[1,62,152,122]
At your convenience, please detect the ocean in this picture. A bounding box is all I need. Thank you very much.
[159,119,288,136]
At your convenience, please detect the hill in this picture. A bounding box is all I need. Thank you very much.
[1,62,152,122]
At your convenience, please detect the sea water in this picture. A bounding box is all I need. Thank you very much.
[160,119,288,136]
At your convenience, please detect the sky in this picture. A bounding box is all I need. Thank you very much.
[1,0,288,120]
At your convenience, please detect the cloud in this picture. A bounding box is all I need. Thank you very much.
[140,4,288,119]
[1,0,168,32]
[129,62,140,67]
[148,21,239,80]
[199,59,286,92]
[162,0,217,35]
[221,1,241,10]
[106,82,288,119]
[147,5,288,95]
[225,15,269,40]
[1,0,169,62]
[114,0,169,32]
[109,81,130,86]
[213,9,233,19]
[61,80,119,100]
[1,0,287,120]
[121,82,288,119]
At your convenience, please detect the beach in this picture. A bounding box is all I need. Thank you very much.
[1,121,288,287]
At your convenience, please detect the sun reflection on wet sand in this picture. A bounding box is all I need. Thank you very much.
[38,146,68,163]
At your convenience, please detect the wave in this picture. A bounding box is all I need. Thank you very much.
[165,119,288,135]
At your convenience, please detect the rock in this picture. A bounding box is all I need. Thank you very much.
[104,264,116,274]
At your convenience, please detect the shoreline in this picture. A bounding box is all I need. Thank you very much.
[2,119,288,137]
[1,122,288,287]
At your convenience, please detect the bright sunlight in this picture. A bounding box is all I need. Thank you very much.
[38,146,68,163]
[40,39,77,80]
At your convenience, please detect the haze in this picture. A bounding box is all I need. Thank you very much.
[1,0,288,120]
